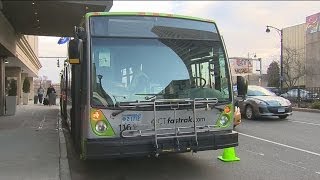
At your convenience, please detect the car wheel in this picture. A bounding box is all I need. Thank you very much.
[245,105,255,120]
[278,115,288,119]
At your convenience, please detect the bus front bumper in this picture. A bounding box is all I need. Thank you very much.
[84,130,238,159]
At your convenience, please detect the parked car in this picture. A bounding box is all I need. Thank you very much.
[237,85,292,120]
[280,89,319,101]
[265,87,281,96]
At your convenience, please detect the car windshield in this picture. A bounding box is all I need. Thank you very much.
[247,86,275,96]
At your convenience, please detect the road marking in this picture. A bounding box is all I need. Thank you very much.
[238,132,320,157]
[279,160,307,170]
[288,120,320,126]
[316,172,320,175]
[245,149,264,156]
[38,115,46,130]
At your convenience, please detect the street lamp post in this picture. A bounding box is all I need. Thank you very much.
[266,25,283,93]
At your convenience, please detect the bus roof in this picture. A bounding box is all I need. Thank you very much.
[85,12,215,24]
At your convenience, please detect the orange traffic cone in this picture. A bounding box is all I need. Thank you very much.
[218,147,240,162]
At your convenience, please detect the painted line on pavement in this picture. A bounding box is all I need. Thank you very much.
[38,115,46,130]
[238,132,320,157]
[288,120,320,126]
[279,159,306,170]
[245,149,264,156]
[316,172,320,175]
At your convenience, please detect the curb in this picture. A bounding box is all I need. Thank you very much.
[293,107,320,113]
[58,114,72,180]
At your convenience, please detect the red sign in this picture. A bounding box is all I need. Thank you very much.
[306,12,320,34]
[229,58,253,76]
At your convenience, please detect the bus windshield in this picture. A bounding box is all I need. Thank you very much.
[90,17,231,107]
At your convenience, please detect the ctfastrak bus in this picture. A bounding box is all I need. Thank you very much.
[60,12,247,160]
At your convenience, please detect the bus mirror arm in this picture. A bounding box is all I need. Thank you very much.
[74,26,86,40]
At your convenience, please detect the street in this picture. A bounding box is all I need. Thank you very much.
[65,111,320,180]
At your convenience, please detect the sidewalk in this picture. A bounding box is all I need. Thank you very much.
[0,103,70,180]
[293,107,320,113]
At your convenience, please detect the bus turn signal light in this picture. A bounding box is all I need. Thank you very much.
[224,106,231,114]
[91,110,102,121]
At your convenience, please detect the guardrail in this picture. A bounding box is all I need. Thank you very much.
[280,87,320,108]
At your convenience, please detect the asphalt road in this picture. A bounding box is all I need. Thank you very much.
[65,111,320,180]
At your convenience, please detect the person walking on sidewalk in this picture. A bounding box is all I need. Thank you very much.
[46,84,56,106]
[37,86,45,104]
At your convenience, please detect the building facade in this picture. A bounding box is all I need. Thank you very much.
[282,23,306,88]
[305,12,320,87]
[282,12,320,88]
[0,1,113,115]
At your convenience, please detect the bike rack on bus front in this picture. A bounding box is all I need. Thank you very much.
[119,98,219,155]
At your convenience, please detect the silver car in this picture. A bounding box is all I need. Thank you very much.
[237,85,293,120]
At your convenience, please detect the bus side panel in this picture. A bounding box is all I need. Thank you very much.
[66,65,72,128]
[80,38,90,159]
[71,63,83,155]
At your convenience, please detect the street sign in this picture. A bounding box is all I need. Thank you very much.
[229,58,253,76]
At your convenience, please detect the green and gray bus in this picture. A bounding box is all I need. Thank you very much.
[60,12,246,160]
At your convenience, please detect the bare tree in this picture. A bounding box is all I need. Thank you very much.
[282,47,305,89]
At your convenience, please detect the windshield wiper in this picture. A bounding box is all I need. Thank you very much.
[134,93,165,101]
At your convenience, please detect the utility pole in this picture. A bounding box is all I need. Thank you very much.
[258,58,262,86]
[247,53,256,84]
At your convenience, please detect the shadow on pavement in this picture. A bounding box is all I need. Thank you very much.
[63,122,220,180]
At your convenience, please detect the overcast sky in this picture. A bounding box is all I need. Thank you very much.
[38,1,320,83]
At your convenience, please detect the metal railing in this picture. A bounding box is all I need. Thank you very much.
[280,87,320,108]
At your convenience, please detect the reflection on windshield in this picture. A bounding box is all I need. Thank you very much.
[247,86,276,96]
[91,38,230,107]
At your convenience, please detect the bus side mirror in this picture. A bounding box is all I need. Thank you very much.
[237,76,248,97]
[68,39,81,64]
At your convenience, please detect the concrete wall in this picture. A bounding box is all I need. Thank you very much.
[0,12,40,109]
[25,35,38,58]
[28,77,34,100]
[0,11,41,77]
[0,59,5,115]
[5,67,21,105]
[282,23,306,87]
[21,73,27,103]
[306,30,320,87]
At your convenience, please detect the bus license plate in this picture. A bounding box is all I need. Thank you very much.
[122,113,142,124]
[278,108,285,113]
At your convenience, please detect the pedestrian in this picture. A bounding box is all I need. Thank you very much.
[46,84,56,106]
[37,86,45,104]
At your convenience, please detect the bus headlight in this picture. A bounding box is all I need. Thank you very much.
[219,115,229,126]
[95,121,107,132]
